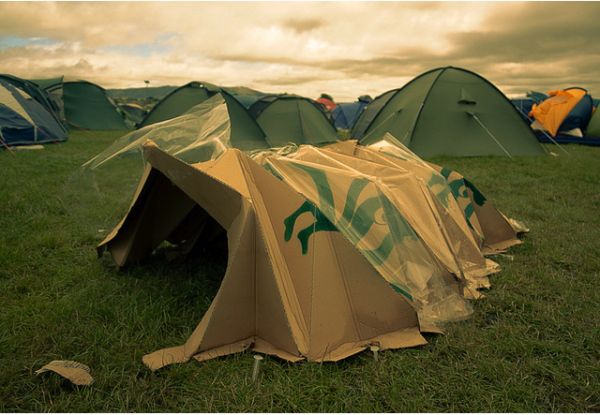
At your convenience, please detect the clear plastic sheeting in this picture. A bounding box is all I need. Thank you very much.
[83,94,233,170]
[257,145,475,326]
[250,137,523,325]
[365,133,522,254]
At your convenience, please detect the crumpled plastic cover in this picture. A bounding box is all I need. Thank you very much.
[254,143,474,326]
[83,93,232,170]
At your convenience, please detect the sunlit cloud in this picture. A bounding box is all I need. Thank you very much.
[0,2,598,101]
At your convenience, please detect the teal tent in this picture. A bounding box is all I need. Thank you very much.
[138,81,221,128]
[586,107,600,138]
[248,95,338,146]
[32,78,128,130]
[353,66,544,157]
[0,79,67,146]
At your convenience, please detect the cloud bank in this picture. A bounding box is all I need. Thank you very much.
[0,2,598,101]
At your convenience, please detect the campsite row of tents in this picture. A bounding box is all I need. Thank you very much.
[2,67,599,155]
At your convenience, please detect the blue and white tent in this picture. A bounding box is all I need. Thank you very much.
[332,95,372,130]
[0,79,67,147]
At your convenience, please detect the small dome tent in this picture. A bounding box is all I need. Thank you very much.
[530,87,593,137]
[586,107,600,138]
[316,93,336,112]
[352,66,544,157]
[0,79,68,146]
[37,79,129,130]
[248,94,338,147]
[0,74,63,122]
[138,81,221,128]
[332,95,372,130]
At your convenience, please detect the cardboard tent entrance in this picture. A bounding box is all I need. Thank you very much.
[98,136,522,369]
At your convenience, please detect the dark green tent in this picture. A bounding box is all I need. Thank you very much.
[32,78,128,130]
[353,66,544,157]
[138,81,221,128]
[248,95,338,147]
[586,107,600,138]
[221,86,268,109]
[30,76,64,90]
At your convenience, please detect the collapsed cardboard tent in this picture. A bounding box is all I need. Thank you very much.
[97,133,523,369]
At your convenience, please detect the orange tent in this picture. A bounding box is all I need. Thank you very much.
[529,88,587,137]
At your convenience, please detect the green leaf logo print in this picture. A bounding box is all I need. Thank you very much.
[282,163,413,263]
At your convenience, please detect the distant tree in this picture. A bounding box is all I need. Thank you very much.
[144,80,150,87]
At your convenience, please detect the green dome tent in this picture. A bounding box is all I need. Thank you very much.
[353,66,544,157]
[32,78,128,130]
[0,78,68,147]
[248,95,338,147]
[586,107,600,138]
[0,74,63,123]
[138,81,221,128]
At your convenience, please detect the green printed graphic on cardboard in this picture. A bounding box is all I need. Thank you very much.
[283,162,417,270]
[430,167,487,229]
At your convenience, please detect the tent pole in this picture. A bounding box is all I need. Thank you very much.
[468,112,513,159]
[538,128,570,155]
[402,102,425,144]
[514,107,569,155]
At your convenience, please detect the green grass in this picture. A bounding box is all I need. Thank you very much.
[1,131,599,411]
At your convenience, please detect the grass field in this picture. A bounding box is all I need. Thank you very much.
[1,131,599,412]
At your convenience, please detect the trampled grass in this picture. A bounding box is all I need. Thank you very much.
[1,131,599,412]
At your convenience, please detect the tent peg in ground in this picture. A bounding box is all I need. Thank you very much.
[252,354,264,383]
[370,345,380,362]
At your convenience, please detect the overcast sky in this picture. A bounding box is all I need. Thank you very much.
[0,1,598,101]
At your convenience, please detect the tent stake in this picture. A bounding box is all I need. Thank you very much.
[538,129,570,155]
[252,354,263,383]
[370,345,380,362]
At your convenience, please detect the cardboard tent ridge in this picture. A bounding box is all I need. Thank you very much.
[98,135,523,369]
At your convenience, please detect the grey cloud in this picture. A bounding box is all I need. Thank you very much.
[283,18,324,34]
